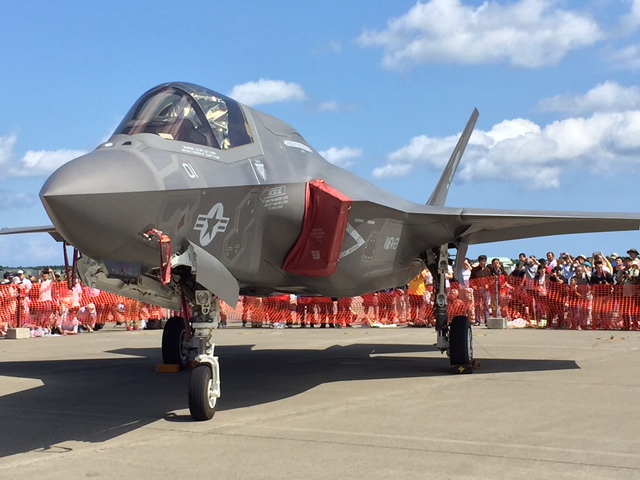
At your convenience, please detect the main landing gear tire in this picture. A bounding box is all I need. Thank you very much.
[449,315,473,366]
[162,316,190,370]
[189,364,218,421]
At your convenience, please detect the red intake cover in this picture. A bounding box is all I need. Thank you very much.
[282,180,352,277]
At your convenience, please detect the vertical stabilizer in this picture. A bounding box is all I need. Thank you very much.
[426,108,479,207]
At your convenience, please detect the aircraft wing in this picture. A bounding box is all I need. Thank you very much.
[0,225,65,242]
[456,209,640,245]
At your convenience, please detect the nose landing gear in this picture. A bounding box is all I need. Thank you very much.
[160,289,222,420]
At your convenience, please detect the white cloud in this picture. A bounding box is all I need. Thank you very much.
[388,133,463,166]
[619,0,640,33]
[537,82,640,115]
[15,149,86,177]
[0,132,18,166]
[228,79,307,106]
[372,163,414,178]
[0,132,86,179]
[319,146,363,168]
[376,111,640,190]
[316,101,342,112]
[314,100,358,113]
[611,43,640,70]
[357,0,603,69]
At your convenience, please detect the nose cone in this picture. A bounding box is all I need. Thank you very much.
[41,148,163,262]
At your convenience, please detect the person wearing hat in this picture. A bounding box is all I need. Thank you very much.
[17,270,32,291]
[610,253,622,268]
[610,254,626,278]
[627,248,639,261]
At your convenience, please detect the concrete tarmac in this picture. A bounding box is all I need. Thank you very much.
[1,325,639,479]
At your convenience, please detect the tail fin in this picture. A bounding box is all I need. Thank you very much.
[426,108,479,207]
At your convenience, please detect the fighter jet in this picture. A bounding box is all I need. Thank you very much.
[2,82,639,420]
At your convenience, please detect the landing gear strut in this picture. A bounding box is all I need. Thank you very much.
[160,290,221,420]
[428,245,474,372]
[188,290,221,420]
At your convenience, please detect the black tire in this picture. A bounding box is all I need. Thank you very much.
[161,316,190,369]
[189,364,218,421]
[449,315,473,366]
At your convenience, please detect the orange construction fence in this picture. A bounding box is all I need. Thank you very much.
[0,281,169,334]
[220,278,640,331]
[1,278,639,335]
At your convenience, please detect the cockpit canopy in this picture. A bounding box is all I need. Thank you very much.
[113,82,253,149]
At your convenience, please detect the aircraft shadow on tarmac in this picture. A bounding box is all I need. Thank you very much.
[0,342,578,458]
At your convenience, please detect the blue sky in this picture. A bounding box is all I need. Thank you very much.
[1,0,640,267]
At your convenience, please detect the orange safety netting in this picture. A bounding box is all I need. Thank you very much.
[2,278,639,334]
[0,281,170,333]
[220,279,640,330]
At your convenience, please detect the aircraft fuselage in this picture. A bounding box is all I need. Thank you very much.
[40,82,454,299]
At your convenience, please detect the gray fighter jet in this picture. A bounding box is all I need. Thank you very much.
[3,82,639,420]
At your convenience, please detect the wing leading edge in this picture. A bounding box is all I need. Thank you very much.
[0,225,65,243]
[454,209,640,245]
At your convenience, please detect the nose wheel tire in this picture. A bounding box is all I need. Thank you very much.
[162,316,190,370]
[449,315,473,366]
[189,364,218,421]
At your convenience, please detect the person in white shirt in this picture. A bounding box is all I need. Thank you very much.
[36,270,53,325]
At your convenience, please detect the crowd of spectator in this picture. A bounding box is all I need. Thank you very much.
[2,248,639,337]
[0,268,168,337]
[415,248,640,330]
[236,248,640,330]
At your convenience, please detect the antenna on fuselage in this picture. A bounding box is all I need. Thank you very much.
[426,108,479,207]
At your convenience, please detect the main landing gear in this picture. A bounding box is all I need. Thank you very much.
[161,290,221,421]
[428,245,474,372]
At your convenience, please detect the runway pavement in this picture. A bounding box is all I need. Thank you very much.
[1,325,639,479]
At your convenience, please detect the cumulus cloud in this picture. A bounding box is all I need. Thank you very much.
[0,132,85,179]
[228,79,307,106]
[319,146,363,168]
[356,0,603,69]
[375,111,640,190]
[537,82,640,115]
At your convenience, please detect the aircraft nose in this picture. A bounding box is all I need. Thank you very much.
[40,147,163,261]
